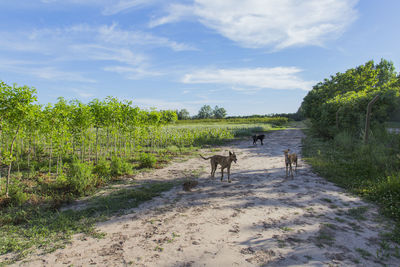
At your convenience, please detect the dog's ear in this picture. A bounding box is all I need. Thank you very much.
[229,151,232,155]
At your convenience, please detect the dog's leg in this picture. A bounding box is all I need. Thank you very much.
[285,163,288,177]
[290,163,293,178]
[227,166,231,183]
[220,167,224,181]
[211,161,217,178]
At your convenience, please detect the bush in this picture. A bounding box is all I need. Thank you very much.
[93,159,111,181]
[65,159,94,196]
[110,157,133,177]
[138,153,157,168]
[8,183,29,206]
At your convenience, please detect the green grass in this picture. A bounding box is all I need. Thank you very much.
[355,248,372,258]
[0,182,174,265]
[302,127,400,243]
[314,224,335,247]
[175,116,289,126]
[346,206,369,221]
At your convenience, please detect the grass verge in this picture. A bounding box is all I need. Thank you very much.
[302,128,400,244]
[0,182,174,265]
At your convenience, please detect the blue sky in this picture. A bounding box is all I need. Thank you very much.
[1,0,399,116]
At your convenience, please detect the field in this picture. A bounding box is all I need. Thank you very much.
[1,127,400,266]
[0,108,287,265]
[2,74,400,265]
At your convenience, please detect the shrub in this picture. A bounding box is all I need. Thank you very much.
[110,157,133,177]
[65,159,94,196]
[8,183,29,206]
[138,153,157,168]
[93,159,111,181]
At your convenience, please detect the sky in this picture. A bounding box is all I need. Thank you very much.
[0,0,399,116]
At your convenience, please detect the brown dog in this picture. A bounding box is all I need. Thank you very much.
[200,151,237,183]
[283,149,297,178]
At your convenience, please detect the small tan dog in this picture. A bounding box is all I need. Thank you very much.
[200,151,237,183]
[283,149,297,178]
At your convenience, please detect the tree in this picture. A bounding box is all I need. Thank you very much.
[0,82,37,196]
[301,59,400,137]
[213,106,227,119]
[197,105,213,119]
[177,109,190,120]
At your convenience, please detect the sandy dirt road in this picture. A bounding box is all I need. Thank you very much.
[10,129,400,266]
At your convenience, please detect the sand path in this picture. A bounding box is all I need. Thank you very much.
[11,129,399,266]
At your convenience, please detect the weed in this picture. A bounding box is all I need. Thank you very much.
[346,206,368,221]
[110,157,133,177]
[277,240,286,248]
[355,248,372,258]
[154,245,164,252]
[314,224,335,247]
[304,255,312,260]
[64,159,95,196]
[334,217,346,223]
[138,153,157,169]
[321,198,333,203]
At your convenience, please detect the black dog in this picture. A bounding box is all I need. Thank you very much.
[252,134,265,145]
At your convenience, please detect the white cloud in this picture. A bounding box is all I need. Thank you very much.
[0,60,96,83]
[149,3,195,28]
[0,23,193,80]
[182,67,315,91]
[69,44,147,66]
[102,0,155,15]
[103,65,162,79]
[38,0,158,16]
[152,0,358,50]
[97,23,196,51]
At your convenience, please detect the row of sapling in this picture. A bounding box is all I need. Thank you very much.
[0,82,179,198]
[1,82,264,201]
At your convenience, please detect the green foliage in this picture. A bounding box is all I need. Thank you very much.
[110,157,133,177]
[138,153,157,168]
[65,159,95,196]
[301,59,400,137]
[8,183,29,206]
[177,108,190,120]
[92,159,111,181]
[175,116,288,126]
[197,105,213,119]
[302,129,400,243]
[213,105,227,119]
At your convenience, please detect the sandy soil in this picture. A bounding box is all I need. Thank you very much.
[8,129,400,266]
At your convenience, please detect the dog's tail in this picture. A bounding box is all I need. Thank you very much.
[199,154,211,160]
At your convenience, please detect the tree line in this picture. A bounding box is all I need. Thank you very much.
[177,105,227,120]
[300,59,400,137]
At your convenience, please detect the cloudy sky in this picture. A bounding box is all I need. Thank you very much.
[1,0,399,116]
